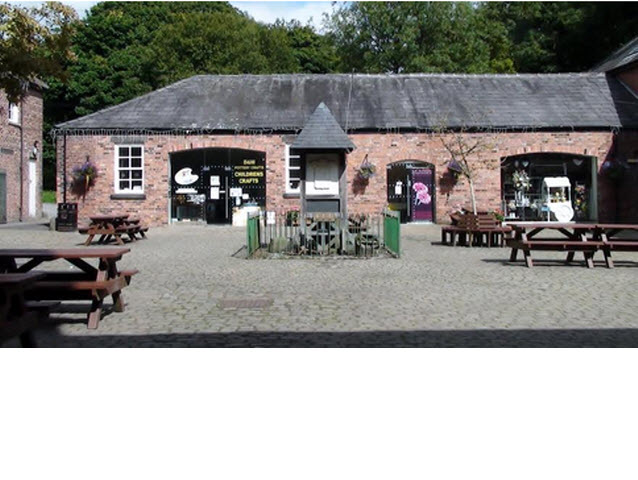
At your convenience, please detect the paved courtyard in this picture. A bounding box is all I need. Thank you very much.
[2,222,638,347]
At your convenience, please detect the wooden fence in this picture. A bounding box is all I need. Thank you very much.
[246,211,400,258]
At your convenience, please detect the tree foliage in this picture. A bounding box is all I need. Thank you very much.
[0,1,78,102]
[21,1,638,190]
[325,2,514,74]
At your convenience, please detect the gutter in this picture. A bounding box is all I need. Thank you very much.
[18,98,24,222]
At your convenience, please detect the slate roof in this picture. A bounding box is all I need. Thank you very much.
[593,36,638,73]
[55,73,638,132]
[291,102,355,151]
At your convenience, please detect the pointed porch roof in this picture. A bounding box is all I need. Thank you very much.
[291,102,355,151]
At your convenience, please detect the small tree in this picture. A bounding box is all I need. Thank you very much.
[434,124,497,215]
[0,2,78,102]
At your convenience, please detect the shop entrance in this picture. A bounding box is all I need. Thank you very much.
[169,148,266,224]
[501,153,597,222]
[386,161,435,223]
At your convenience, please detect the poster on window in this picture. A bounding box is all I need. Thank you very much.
[411,168,434,222]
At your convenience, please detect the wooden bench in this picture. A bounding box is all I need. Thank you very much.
[28,269,138,329]
[1,272,57,347]
[507,239,604,268]
[442,213,511,247]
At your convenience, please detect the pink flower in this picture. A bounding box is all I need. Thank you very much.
[413,182,427,192]
[416,190,431,205]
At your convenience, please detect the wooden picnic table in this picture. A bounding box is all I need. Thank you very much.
[0,271,47,346]
[506,223,601,268]
[506,222,638,268]
[82,213,140,246]
[0,248,137,329]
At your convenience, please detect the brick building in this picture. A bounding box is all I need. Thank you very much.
[54,42,638,227]
[0,83,45,224]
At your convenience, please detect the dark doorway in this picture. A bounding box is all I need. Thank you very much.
[386,161,436,223]
[170,148,266,224]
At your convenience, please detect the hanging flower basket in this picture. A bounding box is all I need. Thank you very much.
[600,159,628,183]
[356,155,376,180]
[447,159,463,174]
[71,160,98,200]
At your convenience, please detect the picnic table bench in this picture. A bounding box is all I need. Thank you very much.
[0,272,58,347]
[506,223,638,268]
[80,214,149,246]
[0,248,137,329]
[442,213,511,247]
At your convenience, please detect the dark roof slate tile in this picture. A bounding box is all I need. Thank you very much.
[56,73,638,131]
[291,102,355,151]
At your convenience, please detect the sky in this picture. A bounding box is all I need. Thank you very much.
[9,1,338,29]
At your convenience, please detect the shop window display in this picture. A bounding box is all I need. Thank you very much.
[501,153,595,222]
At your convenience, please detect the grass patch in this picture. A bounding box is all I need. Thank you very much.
[42,190,56,203]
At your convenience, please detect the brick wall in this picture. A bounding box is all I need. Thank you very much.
[0,88,44,223]
[56,129,638,226]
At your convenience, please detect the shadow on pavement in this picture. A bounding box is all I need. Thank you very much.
[29,327,638,347]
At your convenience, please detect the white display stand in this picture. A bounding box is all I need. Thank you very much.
[542,177,574,222]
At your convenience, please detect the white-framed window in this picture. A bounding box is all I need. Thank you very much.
[285,144,301,194]
[8,102,20,125]
[114,145,144,193]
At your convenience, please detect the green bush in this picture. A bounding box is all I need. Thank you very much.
[42,190,56,203]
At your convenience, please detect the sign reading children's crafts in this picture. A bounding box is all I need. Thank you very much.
[233,159,265,185]
[231,157,266,206]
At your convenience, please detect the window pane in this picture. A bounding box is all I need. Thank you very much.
[131,157,142,168]
[119,180,129,190]
[131,147,142,157]
[132,181,142,190]
[119,147,129,157]
[119,170,130,179]
[131,170,142,179]
[119,158,129,168]
[289,157,301,168]
[289,179,300,190]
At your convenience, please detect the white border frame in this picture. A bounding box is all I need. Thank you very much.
[8,102,20,125]
[284,144,301,195]
[114,144,145,194]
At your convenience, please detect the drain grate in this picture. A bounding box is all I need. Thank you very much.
[218,298,273,309]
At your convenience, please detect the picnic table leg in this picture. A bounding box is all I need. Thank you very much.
[565,252,575,264]
[603,248,614,268]
[509,247,518,261]
[584,252,594,269]
[84,234,95,246]
[523,248,533,268]
[87,298,103,329]
[114,234,125,246]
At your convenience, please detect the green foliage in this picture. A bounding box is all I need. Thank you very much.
[146,11,299,86]
[277,20,338,73]
[325,2,515,74]
[482,2,638,73]
[42,190,56,203]
[0,1,78,102]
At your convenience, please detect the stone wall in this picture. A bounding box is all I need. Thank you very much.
[0,88,43,223]
[56,129,638,226]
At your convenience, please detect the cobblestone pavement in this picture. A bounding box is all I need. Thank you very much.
[2,222,638,347]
